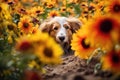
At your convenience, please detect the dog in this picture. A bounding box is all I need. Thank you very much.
[39,16,82,54]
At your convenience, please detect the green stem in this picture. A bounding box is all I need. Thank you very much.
[87,48,104,65]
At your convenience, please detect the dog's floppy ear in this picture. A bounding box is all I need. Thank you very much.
[67,17,82,33]
[39,19,52,33]
[40,22,50,32]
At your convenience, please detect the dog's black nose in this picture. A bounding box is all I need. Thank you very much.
[59,36,65,41]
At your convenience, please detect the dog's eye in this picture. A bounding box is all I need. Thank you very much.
[65,26,69,29]
[53,26,58,30]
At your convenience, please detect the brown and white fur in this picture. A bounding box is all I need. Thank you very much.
[40,16,82,54]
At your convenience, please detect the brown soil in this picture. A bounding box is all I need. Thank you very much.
[42,54,114,80]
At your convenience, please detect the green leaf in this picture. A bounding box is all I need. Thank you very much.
[12,14,20,24]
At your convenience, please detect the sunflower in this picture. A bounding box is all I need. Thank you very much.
[71,29,96,59]
[15,31,43,53]
[60,6,66,13]
[86,15,120,51]
[7,22,17,32]
[101,48,120,73]
[46,0,56,9]
[15,35,34,53]
[28,6,44,17]
[6,22,19,43]
[31,24,39,34]
[17,8,28,15]
[89,2,96,13]
[16,30,63,64]
[33,32,63,64]
[18,16,33,34]
[6,21,20,36]
[80,2,88,9]
[34,6,44,16]
[107,0,120,15]
[27,7,35,17]
[36,43,63,64]
[48,10,60,18]
[81,8,89,18]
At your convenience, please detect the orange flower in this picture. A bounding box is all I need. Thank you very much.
[101,49,120,73]
[18,16,33,34]
[89,2,96,12]
[71,29,96,59]
[31,24,39,34]
[15,36,33,53]
[23,70,42,80]
[60,6,66,13]
[86,15,120,51]
[48,10,60,18]
[28,6,44,17]
[80,2,88,9]
[34,6,44,15]
[46,0,56,8]
[81,8,89,18]
[107,0,120,15]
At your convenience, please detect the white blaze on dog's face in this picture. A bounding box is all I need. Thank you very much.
[52,17,69,43]
[40,16,82,49]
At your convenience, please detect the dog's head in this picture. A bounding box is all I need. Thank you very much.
[40,17,82,53]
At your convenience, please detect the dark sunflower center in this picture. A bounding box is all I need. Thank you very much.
[99,19,113,33]
[0,7,2,12]
[89,6,95,11]
[52,14,57,17]
[23,23,29,28]
[81,4,86,7]
[113,4,120,12]
[83,11,88,14]
[7,24,14,30]
[4,0,8,2]
[111,53,120,64]
[49,4,53,8]
[21,9,26,12]
[36,10,40,13]
[81,38,90,49]
[20,41,31,51]
[62,8,66,11]
[44,48,53,58]
[8,2,14,5]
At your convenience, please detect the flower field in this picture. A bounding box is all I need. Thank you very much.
[0,0,120,80]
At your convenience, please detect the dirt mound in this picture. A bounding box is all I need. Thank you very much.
[42,54,114,80]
